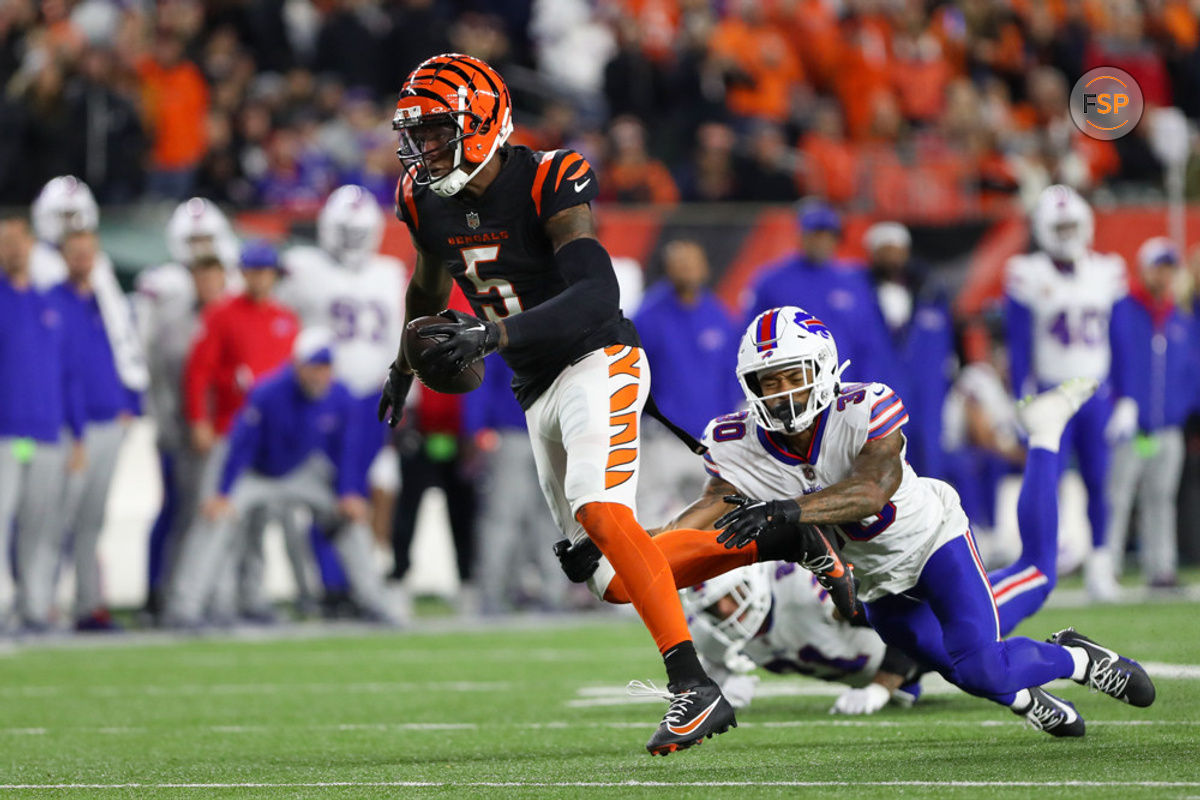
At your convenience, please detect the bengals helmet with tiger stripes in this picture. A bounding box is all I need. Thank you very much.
[392,53,514,198]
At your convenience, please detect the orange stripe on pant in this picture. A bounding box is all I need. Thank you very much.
[601,529,759,604]
[604,348,642,491]
[575,502,692,654]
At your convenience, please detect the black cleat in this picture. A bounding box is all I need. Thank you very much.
[553,538,602,583]
[1013,686,1086,737]
[1048,628,1156,707]
[796,525,860,623]
[628,678,737,756]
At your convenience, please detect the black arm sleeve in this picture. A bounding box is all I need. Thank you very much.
[500,236,619,350]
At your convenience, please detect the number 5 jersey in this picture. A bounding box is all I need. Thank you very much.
[701,382,970,602]
[395,145,639,409]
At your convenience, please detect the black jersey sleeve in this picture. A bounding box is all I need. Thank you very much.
[531,149,599,222]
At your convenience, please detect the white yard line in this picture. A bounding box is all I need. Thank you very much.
[2,719,1196,736]
[0,781,1198,790]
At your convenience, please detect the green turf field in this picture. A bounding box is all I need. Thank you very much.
[1,594,1198,799]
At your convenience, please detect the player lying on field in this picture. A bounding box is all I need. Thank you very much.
[558,305,1157,736]
[682,561,923,715]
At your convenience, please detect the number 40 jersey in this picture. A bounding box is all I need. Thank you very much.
[701,382,969,602]
[278,246,406,398]
[1004,250,1127,388]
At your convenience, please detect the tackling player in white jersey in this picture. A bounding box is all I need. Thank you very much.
[1004,184,1127,600]
[279,185,406,540]
[564,305,1157,737]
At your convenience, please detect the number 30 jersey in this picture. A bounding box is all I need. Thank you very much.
[1004,250,1127,386]
[701,382,968,601]
[396,145,639,409]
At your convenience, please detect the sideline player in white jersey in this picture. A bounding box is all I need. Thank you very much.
[564,306,1157,737]
[30,176,147,392]
[279,185,405,544]
[135,197,241,616]
[1004,184,1127,600]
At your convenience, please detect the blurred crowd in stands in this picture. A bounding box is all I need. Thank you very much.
[2,0,1200,216]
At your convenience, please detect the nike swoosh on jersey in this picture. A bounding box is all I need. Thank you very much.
[574,178,592,193]
[665,699,721,736]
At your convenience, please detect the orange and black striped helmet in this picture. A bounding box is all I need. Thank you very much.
[393,53,514,198]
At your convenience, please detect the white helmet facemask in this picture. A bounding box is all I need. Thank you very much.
[32,176,99,244]
[737,307,848,434]
[318,185,384,269]
[1032,184,1094,262]
[167,197,239,267]
[681,564,772,672]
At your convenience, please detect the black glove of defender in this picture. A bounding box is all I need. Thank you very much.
[714,494,803,550]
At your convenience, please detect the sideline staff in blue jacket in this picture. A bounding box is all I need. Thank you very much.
[1103,237,1197,588]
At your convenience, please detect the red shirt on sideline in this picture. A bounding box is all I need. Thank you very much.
[184,294,298,434]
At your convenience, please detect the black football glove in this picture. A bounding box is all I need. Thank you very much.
[714,494,803,550]
[552,538,603,583]
[419,309,501,379]
[377,361,414,428]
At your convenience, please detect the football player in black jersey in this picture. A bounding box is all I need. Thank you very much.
[376,53,854,755]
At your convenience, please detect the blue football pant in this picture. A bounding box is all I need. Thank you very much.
[990,447,1058,635]
[1057,387,1112,548]
[865,533,1074,706]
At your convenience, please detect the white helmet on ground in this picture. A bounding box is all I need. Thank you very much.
[166,197,239,267]
[1032,184,1094,262]
[681,563,772,670]
[318,185,384,269]
[737,306,848,434]
[32,176,99,244]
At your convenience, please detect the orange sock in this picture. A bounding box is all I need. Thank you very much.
[575,502,692,654]
[602,528,758,604]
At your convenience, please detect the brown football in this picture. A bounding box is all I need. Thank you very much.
[402,314,486,394]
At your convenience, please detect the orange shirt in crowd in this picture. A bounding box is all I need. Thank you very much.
[709,16,804,122]
[138,57,210,170]
[798,133,857,206]
[834,19,893,140]
[783,0,843,92]
[604,158,680,205]
[891,40,952,124]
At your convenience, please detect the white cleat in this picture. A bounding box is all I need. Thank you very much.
[1017,378,1099,450]
[1084,549,1121,603]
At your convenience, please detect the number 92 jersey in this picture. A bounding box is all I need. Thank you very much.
[701,382,968,602]
[1005,250,1127,385]
[396,145,639,409]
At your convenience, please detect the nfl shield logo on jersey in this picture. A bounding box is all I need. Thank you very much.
[466,211,480,229]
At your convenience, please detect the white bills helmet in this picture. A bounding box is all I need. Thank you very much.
[317,185,384,269]
[737,306,848,434]
[166,197,240,267]
[681,564,772,664]
[1032,184,1094,262]
[32,176,99,244]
